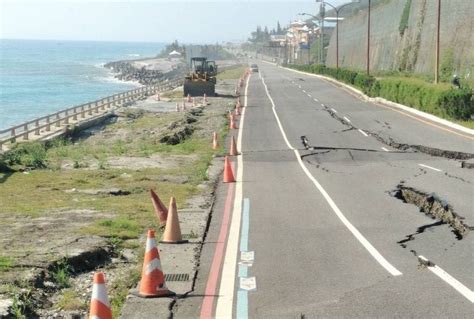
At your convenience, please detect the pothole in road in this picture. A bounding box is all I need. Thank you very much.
[390,184,472,245]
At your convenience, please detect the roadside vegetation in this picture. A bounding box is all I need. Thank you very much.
[288,64,474,127]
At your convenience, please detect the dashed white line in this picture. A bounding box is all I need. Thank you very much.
[358,129,368,137]
[302,89,306,93]
[418,256,474,303]
[418,164,442,172]
[307,94,312,98]
[298,85,302,89]
[260,74,402,277]
[313,98,319,102]
[381,147,389,152]
[343,116,351,123]
[321,103,326,107]
[331,108,338,113]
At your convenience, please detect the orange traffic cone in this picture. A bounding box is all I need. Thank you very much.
[89,272,112,319]
[229,114,238,129]
[150,189,168,227]
[160,197,188,244]
[235,104,241,116]
[223,156,235,183]
[229,136,239,156]
[212,132,219,150]
[187,94,192,102]
[137,230,175,297]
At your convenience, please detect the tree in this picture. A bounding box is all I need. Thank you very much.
[277,21,282,34]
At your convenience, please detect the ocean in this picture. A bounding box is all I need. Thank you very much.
[0,39,165,129]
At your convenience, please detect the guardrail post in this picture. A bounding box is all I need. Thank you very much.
[23,124,29,140]
[94,102,99,113]
[11,127,16,137]
[73,107,78,121]
[81,105,86,118]
[56,114,61,127]
[35,120,40,135]
[88,104,93,115]
[46,117,51,132]
[64,110,69,124]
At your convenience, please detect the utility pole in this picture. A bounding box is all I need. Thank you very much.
[435,0,441,84]
[367,0,371,75]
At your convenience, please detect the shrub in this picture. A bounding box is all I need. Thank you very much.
[438,88,473,120]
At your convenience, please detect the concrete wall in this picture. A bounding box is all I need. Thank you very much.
[326,0,474,80]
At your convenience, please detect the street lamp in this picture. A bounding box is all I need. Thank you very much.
[315,0,361,69]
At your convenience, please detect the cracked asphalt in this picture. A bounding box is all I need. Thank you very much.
[173,62,473,318]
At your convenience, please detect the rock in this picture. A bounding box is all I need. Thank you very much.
[0,298,13,317]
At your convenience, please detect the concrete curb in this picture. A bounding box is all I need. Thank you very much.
[273,63,474,136]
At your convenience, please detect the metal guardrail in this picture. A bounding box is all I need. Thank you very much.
[0,77,183,149]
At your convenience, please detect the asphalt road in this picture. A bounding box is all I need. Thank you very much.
[174,62,473,318]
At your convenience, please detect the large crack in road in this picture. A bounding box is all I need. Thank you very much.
[322,106,474,161]
[391,184,472,241]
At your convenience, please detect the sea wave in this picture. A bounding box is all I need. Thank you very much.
[128,54,141,57]
[96,75,142,87]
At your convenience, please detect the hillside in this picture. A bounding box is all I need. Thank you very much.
[326,0,474,83]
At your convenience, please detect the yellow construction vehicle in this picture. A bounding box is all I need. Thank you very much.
[184,57,217,97]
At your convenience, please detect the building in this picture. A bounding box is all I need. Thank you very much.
[168,50,182,61]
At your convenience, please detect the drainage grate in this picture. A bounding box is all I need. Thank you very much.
[165,273,190,282]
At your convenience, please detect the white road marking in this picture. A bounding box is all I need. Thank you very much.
[381,147,389,152]
[307,94,312,98]
[215,74,250,317]
[240,277,257,291]
[302,89,306,93]
[314,98,319,102]
[343,116,351,123]
[331,108,338,113]
[418,164,442,172]
[260,75,402,277]
[321,104,326,107]
[298,85,302,89]
[358,129,369,137]
[241,251,255,263]
[418,256,474,303]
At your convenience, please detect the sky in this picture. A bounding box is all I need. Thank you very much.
[0,0,349,43]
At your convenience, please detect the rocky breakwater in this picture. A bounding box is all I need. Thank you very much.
[104,59,186,85]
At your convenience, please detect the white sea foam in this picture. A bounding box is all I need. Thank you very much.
[128,54,141,57]
[96,75,142,87]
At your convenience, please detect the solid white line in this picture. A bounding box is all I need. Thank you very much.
[331,108,338,113]
[215,74,250,317]
[358,129,369,137]
[418,256,474,303]
[418,164,442,172]
[381,147,389,152]
[260,75,402,277]
[343,116,351,123]
[314,98,319,102]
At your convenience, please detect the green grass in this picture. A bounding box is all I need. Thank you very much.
[217,65,247,80]
[0,256,13,272]
[57,290,86,311]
